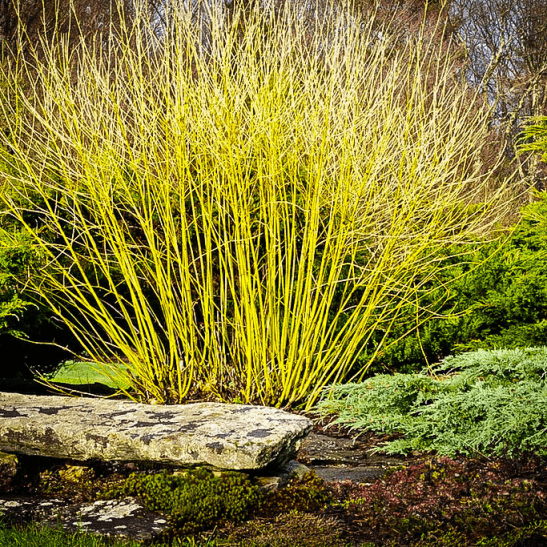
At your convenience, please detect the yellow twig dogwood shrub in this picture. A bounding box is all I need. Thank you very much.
[0,0,511,408]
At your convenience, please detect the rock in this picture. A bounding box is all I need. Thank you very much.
[0,497,67,526]
[0,392,311,470]
[0,451,18,492]
[297,432,406,484]
[311,465,388,483]
[0,496,169,542]
[50,497,170,541]
[256,460,312,492]
[298,433,366,466]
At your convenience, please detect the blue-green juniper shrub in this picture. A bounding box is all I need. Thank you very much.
[316,347,547,457]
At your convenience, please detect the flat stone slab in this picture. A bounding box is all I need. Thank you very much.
[296,433,407,484]
[0,392,312,470]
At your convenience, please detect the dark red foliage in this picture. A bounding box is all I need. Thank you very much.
[329,456,547,544]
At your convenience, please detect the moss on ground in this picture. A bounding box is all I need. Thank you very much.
[100,468,263,536]
[7,448,547,546]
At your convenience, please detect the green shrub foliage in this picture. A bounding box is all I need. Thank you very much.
[0,229,37,337]
[361,193,547,374]
[0,228,72,379]
[317,347,547,457]
[0,227,75,378]
[519,116,547,163]
[0,130,78,377]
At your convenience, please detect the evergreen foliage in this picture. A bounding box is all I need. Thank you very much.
[362,193,547,374]
[317,347,547,457]
[0,229,35,337]
[519,116,547,163]
[0,227,74,378]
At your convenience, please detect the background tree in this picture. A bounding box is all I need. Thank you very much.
[448,0,547,189]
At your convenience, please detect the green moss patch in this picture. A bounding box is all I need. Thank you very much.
[99,468,334,541]
[101,468,262,536]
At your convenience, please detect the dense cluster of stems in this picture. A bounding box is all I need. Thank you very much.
[0,0,510,408]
